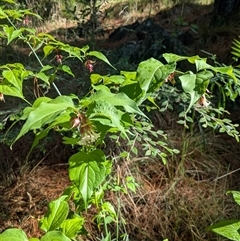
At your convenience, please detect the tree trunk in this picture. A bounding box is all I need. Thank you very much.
[211,0,240,25]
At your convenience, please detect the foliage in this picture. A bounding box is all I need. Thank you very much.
[0,1,240,240]
[61,0,107,41]
[208,191,240,241]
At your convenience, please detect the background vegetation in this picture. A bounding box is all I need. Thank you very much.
[1,0,240,241]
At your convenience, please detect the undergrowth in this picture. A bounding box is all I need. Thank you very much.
[0,1,240,241]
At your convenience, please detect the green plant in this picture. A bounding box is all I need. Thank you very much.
[208,191,240,241]
[61,0,107,42]
[1,1,240,240]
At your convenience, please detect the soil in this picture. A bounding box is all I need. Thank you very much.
[1,2,240,241]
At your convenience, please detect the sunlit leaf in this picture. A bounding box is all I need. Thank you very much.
[43,45,57,58]
[136,58,176,105]
[179,70,212,113]
[87,99,128,137]
[35,72,50,84]
[163,53,204,64]
[3,26,24,44]
[0,228,28,241]
[40,196,69,232]
[87,51,116,69]
[11,96,75,147]
[59,65,74,77]
[40,231,71,241]
[60,216,85,239]
[82,89,146,118]
[69,149,106,208]
[227,191,240,206]
[207,220,240,241]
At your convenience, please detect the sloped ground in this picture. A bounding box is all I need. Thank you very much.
[1,2,240,241]
[1,131,240,240]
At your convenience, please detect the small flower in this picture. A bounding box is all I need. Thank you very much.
[165,72,175,84]
[85,60,95,73]
[55,54,63,64]
[23,16,30,26]
[70,115,82,129]
[197,94,210,107]
[0,93,5,102]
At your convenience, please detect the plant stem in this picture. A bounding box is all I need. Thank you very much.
[26,42,62,96]
[7,16,62,96]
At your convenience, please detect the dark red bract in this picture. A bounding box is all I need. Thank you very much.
[85,60,95,73]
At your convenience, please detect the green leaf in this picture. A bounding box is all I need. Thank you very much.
[102,202,116,218]
[29,239,40,241]
[121,71,137,80]
[87,100,128,138]
[60,216,85,239]
[87,51,116,69]
[90,74,125,85]
[136,58,176,104]
[82,89,146,118]
[179,70,212,113]
[207,220,240,241]
[40,196,69,232]
[60,45,84,61]
[0,63,30,99]
[3,26,24,44]
[12,96,74,147]
[1,63,29,89]
[0,84,24,99]
[195,59,237,81]
[69,149,106,208]
[26,127,51,160]
[0,228,28,241]
[163,53,204,64]
[40,231,71,241]
[43,45,57,58]
[41,65,54,72]
[227,191,240,206]
[58,65,74,77]
[35,72,50,85]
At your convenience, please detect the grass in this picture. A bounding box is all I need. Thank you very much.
[104,128,240,241]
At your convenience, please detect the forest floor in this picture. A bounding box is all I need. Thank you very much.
[1,2,240,241]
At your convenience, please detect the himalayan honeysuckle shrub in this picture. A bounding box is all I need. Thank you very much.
[0,1,240,240]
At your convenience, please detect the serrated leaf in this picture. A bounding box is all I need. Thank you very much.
[69,150,106,208]
[0,228,28,241]
[40,196,69,232]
